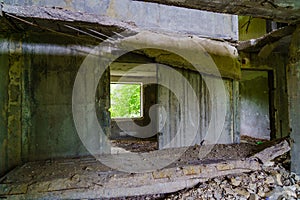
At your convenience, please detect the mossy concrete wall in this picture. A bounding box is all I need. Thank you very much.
[0,39,10,176]
[0,33,111,176]
[239,16,266,41]
[239,70,270,139]
[0,35,23,176]
[287,25,300,175]
[29,54,87,160]
[239,52,289,139]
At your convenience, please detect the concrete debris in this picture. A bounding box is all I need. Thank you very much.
[164,163,300,200]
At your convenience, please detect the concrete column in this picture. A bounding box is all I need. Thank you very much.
[0,37,9,176]
[287,24,300,175]
[7,35,23,169]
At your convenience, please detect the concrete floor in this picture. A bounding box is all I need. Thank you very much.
[0,139,286,199]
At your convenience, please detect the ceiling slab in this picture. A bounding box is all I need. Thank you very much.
[134,0,300,23]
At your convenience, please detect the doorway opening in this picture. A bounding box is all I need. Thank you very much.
[109,58,159,153]
[239,69,275,142]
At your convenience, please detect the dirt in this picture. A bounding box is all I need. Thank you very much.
[111,135,275,163]
[111,140,158,153]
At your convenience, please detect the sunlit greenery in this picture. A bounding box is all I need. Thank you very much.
[110,83,142,118]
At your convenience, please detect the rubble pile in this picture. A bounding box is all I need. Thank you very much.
[165,163,300,200]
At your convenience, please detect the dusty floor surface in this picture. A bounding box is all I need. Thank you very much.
[1,141,262,185]
[0,136,294,199]
[111,135,272,162]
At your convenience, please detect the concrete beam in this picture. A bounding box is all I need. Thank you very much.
[134,0,300,23]
[121,31,241,80]
[287,24,300,175]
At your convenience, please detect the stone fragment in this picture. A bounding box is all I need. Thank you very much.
[231,177,241,186]
[249,193,259,200]
[275,173,283,186]
[234,187,250,198]
[250,173,256,182]
[263,185,270,193]
[213,190,222,200]
[284,186,297,198]
[263,161,274,167]
[257,186,266,197]
[265,176,275,185]
[248,183,257,193]
[224,187,234,195]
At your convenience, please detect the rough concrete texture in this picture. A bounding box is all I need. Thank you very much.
[133,0,300,23]
[0,33,113,167]
[239,50,290,140]
[240,70,270,140]
[287,25,300,176]
[0,140,290,199]
[238,25,296,52]
[158,68,235,148]
[0,38,9,177]
[0,27,240,176]
[1,4,135,34]
[2,0,238,40]
[0,35,23,177]
[121,31,241,80]
[29,54,87,160]
[238,16,266,41]
[166,162,300,199]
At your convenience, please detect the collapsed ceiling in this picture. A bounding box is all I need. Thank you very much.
[0,4,137,42]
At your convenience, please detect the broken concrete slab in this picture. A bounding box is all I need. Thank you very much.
[253,140,291,164]
[0,140,291,199]
[0,4,137,38]
[1,4,135,29]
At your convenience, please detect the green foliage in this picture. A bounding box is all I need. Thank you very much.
[110,83,141,118]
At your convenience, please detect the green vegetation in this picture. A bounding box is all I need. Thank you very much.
[110,83,142,118]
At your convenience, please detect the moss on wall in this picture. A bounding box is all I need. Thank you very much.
[239,16,266,41]
[0,35,23,176]
[0,32,112,175]
[239,52,289,139]
[0,47,9,177]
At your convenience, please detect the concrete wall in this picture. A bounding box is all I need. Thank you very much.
[3,0,238,40]
[0,35,24,176]
[240,52,289,139]
[239,16,266,41]
[29,54,89,160]
[158,67,235,148]
[0,38,10,176]
[240,70,270,139]
[0,33,112,176]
